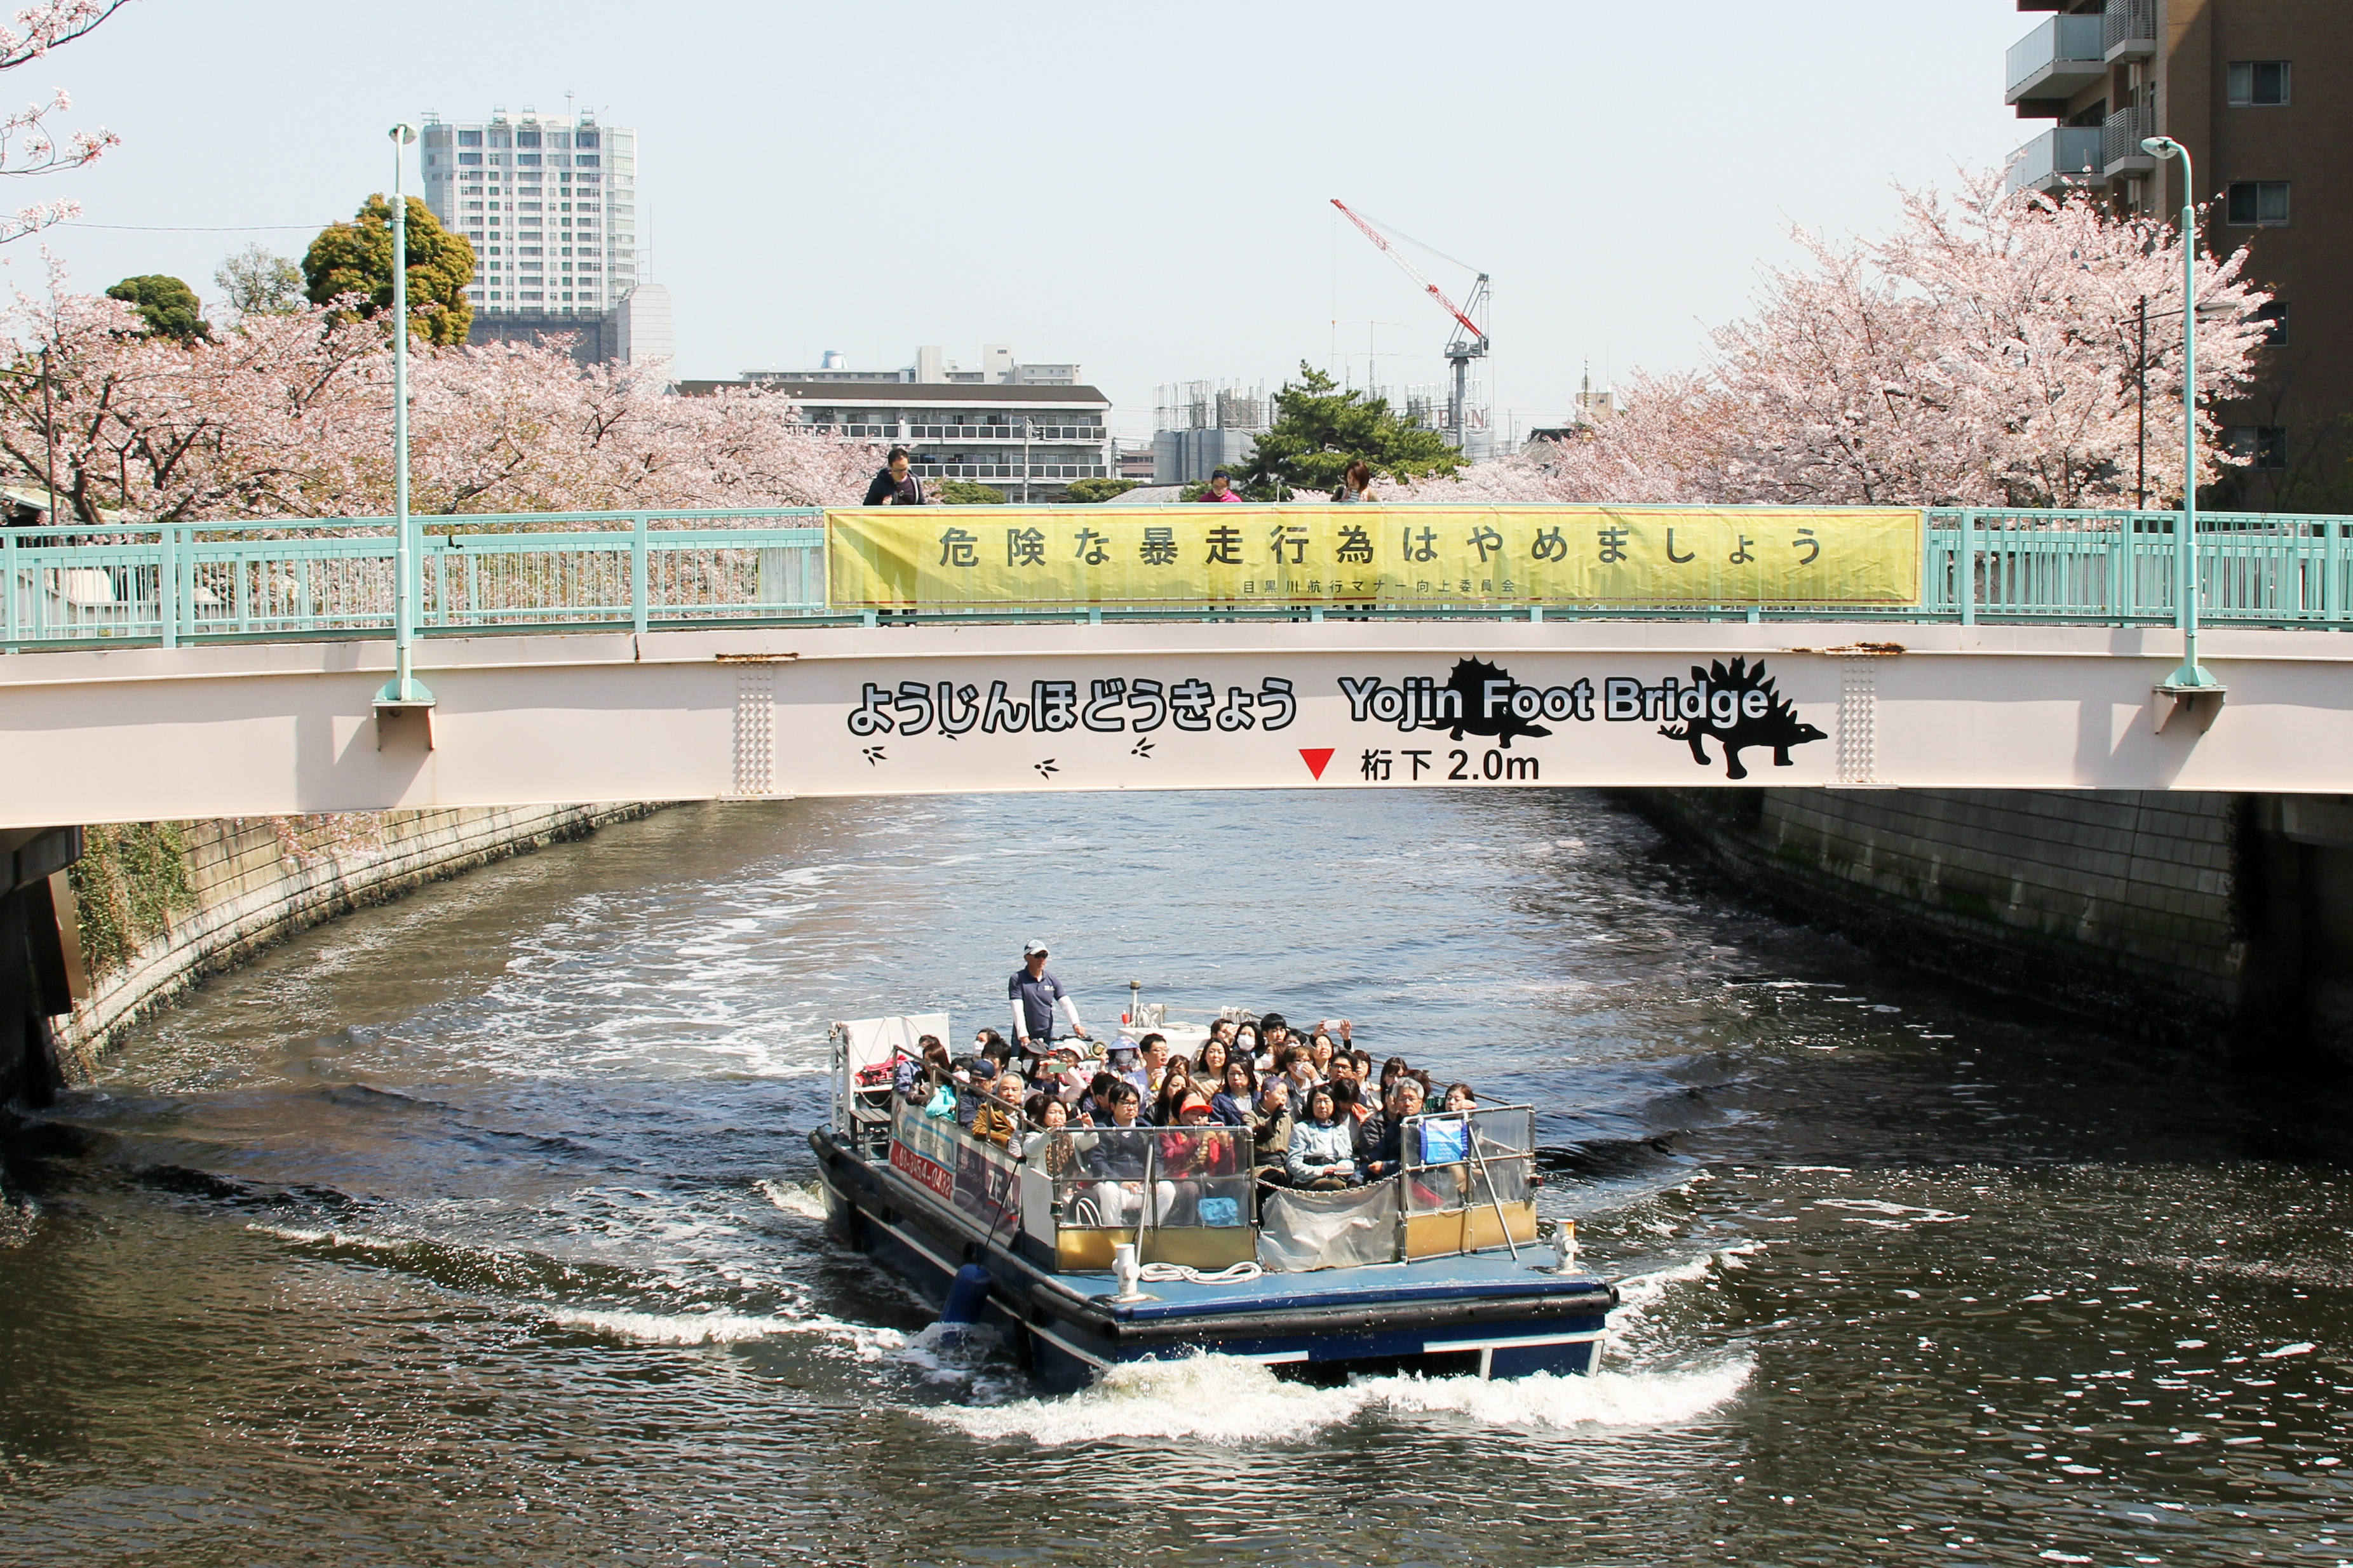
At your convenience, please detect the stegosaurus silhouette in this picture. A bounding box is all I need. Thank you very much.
[1657,657,1826,779]
[1442,657,1551,748]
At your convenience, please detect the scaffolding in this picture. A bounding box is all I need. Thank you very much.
[1154,380,1270,434]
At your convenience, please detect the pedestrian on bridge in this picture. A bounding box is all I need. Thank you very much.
[863,446,927,506]
[1194,468,1244,502]
[1009,939,1089,1055]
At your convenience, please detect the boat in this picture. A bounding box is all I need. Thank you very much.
[807,1007,1620,1390]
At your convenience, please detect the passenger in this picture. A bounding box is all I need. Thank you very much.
[1286,1085,1360,1189]
[1081,1083,1149,1224]
[1258,1012,1293,1062]
[1042,1046,1089,1101]
[974,1027,1009,1058]
[1209,1060,1255,1127]
[1362,1076,1427,1180]
[1349,1048,1375,1082]
[1232,1022,1260,1065]
[1077,1069,1121,1125]
[1327,1076,1375,1163]
[966,1059,1018,1147]
[897,1033,945,1099]
[1105,1044,1148,1099]
[1307,1032,1338,1079]
[1023,1092,1077,1179]
[1379,1055,1412,1095]
[1152,1093,1238,1226]
[1136,1034,1171,1096]
[1209,1017,1238,1049]
[1152,1061,1198,1128]
[1196,1036,1230,1087]
[1443,1081,1477,1113]
[1284,1045,1320,1106]
[1250,1073,1293,1185]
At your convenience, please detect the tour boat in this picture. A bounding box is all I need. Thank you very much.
[807,1008,1620,1390]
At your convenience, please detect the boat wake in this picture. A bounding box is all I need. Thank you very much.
[924,1350,1750,1447]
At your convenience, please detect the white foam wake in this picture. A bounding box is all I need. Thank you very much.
[754,1178,830,1221]
[549,1307,908,1357]
[925,1351,1750,1447]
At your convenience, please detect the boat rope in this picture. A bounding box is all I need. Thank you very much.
[1136,1259,1265,1285]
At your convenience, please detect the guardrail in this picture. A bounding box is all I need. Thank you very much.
[4,504,2350,652]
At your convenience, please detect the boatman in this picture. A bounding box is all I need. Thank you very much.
[1009,939,1089,1056]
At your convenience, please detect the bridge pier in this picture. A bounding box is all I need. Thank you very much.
[1631,788,2353,1066]
[0,828,86,1112]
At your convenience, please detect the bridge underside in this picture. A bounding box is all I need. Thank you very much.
[3,621,2349,828]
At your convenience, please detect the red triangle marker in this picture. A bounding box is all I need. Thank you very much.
[1299,747,1335,781]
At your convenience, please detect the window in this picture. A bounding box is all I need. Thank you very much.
[574,130,598,149]
[2227,181,2290,225]
[2254,300,2289,346]
[457,152,482,166]
[2228,60,2289,105]
[515,130,541,148]
[516,153,541,166]
[574,154,599,168]
[458,129,483,147]
[2225,426,2288,470]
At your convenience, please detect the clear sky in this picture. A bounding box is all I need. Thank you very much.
[34,0,2034,443]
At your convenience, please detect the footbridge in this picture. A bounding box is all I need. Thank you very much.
[5,503,2352,828]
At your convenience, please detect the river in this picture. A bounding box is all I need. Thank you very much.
[3,791,2349,1567]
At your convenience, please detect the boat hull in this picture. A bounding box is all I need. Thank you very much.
[810,1128,1615,1392]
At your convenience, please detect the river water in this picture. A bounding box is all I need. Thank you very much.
[4,791,2350,1567]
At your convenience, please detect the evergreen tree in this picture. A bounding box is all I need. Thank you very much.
[1239,363,1464,498]
[104,274,209,342]
[303,194,475,347]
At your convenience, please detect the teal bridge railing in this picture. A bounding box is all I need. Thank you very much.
[4,505,2351,653]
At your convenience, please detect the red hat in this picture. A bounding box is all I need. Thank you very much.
[1178,1094,1214,1118]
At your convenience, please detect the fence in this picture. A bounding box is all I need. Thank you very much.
[6,504,2352,652]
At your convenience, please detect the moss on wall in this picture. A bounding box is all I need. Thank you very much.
[68,822,196,978]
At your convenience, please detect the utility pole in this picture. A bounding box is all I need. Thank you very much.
[375,121,432,713]
[40,344,56,527]
[2140,135,2218,697]
[2135,295,2147,511]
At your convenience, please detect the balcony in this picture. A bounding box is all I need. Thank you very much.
[2006,13,2107,105]
[2103,0,2156,61]
[2005,126,2105,195]
[2103,104,2156,176]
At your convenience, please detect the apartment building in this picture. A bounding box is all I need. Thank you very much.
[2004,1,2352,504]
[417,109,638,319]
[680,375,1114,501]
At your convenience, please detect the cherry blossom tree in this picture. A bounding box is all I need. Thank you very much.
[0,1,128,245]
[0,269,880,523]
[1397,173,2272,510]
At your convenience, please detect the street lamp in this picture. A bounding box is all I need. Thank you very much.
[377,121,431,711]
[2141,134,2219,696]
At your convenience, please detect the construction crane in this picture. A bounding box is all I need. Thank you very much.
[1332,199,1490,452]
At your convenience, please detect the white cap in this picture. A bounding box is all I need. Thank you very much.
[1023,939,1050,957]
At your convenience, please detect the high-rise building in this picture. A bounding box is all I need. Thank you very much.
[2002,1,2349,504]
[418,107,638,319]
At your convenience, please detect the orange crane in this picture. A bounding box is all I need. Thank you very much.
[1331,198,1490,450]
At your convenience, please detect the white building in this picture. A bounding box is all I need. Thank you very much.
[419,108,638,318]
[616,283,674,372]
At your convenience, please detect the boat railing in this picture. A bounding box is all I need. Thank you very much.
[1039,1123,1257,1273]
[1256,1102,1539,1273]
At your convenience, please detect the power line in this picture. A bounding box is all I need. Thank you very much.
[61,221,327,232]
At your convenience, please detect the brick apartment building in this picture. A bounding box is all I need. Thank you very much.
[2006,0,2350,506]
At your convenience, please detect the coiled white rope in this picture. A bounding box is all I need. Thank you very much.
[1137,1259,1265,1285]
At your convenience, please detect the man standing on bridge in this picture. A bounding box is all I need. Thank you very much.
[1010,939,1088,1056]
[863,446,927,506]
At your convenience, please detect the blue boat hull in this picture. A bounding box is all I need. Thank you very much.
[810,1129,1615,1392]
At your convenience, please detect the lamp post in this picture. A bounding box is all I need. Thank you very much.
[377,122,431,710]
[2141,134,2218,694]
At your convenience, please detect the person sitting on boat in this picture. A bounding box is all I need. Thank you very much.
[1442,1082,1476,1113]
[1134,1035,1170,1096]
[1257,1012,1292,1067]
[1151,1059,1200,1128]
[1037,1045,1089,1101]
[1195,1036,1230,1092]
[1328,1077,1376,1163]
[1362,1076,1428,1181]
[1208,1059,1255,1128]
[1287,1085,1360,1190]
[1231,1022,1260,1068]
[1151,1094,1239,1226]
[895,1034,946,1100]
[966,1059,1020,1147]
[1279,1043,1321,1106]
[1021,1092,1079,1179]
[1075,1069,1120,1126]
[1078,1083,1149,1223]
[1250,1074,1294,1185]
[1009,939,1089,1055]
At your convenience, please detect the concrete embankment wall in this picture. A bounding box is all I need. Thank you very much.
[1628,788,2353,1063]
[50,804,660,1082]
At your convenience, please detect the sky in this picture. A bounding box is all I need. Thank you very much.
[33,0,2035,444]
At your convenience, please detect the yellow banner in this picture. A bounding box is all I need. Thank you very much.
[824,504,1920,608]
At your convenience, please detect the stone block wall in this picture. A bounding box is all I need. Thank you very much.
[55,803,659,1079]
